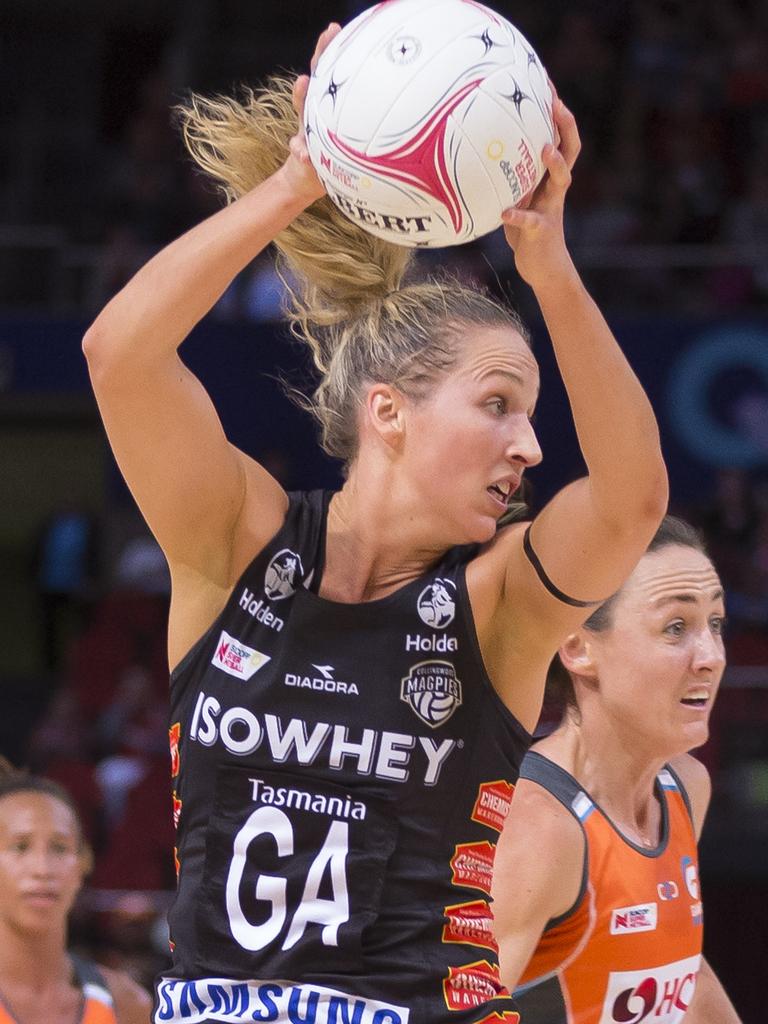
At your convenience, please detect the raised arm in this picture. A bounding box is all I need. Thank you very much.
[478,96,667,723]
[82,60,334,568]
[82,33,337,663]
[83,171,312,570]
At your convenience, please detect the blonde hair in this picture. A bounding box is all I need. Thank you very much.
[178,76,530,463]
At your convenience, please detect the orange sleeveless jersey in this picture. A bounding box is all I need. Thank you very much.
[513,752,702,1024]
[0,957,118,1024]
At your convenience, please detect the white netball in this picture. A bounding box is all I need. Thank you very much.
[304,0,554,248]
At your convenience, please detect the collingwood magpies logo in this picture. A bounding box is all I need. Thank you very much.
[417,578,456,628]
[264,548,304,601]
[401,660,463,728]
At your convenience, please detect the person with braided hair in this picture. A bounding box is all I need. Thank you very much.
[83,21,667,1024]
[0,761,151,1024]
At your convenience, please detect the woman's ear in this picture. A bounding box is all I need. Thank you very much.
[365,384,406,451]
[559,631,597,680]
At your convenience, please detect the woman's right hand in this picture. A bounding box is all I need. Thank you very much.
[282,23,342,204]
[500,93,580,291]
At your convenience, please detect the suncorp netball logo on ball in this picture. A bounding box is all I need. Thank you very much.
[401,660,462,727]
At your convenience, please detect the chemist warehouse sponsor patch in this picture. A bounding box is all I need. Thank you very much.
[443,960,508,1011]
[211,631,270,680]
[471,781,514,833]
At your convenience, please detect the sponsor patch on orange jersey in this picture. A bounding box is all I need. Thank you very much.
[610,903,658,935]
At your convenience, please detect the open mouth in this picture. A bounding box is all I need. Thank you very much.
[680,691,709,709]
[487,480,516,506]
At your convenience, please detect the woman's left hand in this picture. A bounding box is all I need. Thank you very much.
[281,23,342,204]
[501,90,580,290]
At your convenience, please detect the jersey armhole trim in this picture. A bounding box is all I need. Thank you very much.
[456,565,533,747]
[523,526,604,608]
[521,753,590,931]
[169,491,303,683]
[70,954,114,1005]
[544,831,589,932]
[663,761,695,826]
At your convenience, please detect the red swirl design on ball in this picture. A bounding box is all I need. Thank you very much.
[328,78,484,233]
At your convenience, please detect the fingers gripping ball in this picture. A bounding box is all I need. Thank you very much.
[304,0,554,248]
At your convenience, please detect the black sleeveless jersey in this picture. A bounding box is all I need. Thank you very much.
[157,490,531,1024]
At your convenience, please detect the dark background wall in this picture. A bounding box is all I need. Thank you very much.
[1,0,767,1019]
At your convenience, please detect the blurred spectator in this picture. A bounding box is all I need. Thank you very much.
[694,468,768,664]
[215,250,294,322]
[113,534,170,597]
[91,758,176,892]
[546,10,619,151]
[697,467,759,559]
[719,165,768,303]
[1,0,767,317]
[565,159,641,245]
[33,504,99,672]
[103,73,186,247]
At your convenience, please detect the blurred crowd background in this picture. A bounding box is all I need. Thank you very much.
[1,0,767,1020]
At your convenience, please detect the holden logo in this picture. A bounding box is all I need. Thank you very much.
[264,548,304,601]
[417,579,456,628]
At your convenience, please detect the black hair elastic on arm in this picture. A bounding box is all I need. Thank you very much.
[523,526,604,608]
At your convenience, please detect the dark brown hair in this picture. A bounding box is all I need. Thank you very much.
[0,757,91,863]
[546,515,711,717]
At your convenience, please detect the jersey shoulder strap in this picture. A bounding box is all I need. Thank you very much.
[519,750,591,930]
[250,488,330,593]
[520,749,596,823]
[170,489,331,684]
[70,954,116,1019]
[0,958,116,1024]
[658,762,695,827]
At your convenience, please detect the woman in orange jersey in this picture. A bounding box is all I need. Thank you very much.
[491,516,741,1024]
[0,762,151,1024]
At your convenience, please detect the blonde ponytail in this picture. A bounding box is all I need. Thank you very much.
[178,76,530,465]
[177,76,412,351]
